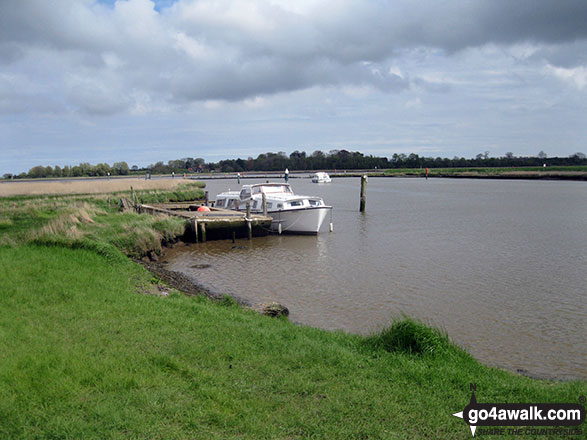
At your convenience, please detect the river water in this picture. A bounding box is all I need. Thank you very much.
[165,177,587,380]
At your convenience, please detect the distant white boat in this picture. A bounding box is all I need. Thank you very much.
[215,183,332,234]
[312,172,331,183]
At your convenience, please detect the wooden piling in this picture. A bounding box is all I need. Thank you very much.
[204,191,209,206]
[190,218,199,242]
[262,193,267,216]
[246,201,252,240]
[199,222,207,242]
[359,175,367,212]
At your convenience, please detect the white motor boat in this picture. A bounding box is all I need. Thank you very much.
[215,183,332,234]
[312,172,331,183]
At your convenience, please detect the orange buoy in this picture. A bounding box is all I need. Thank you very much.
[197,206,211,212]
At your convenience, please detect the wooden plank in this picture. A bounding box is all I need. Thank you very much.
[136,204,272,236]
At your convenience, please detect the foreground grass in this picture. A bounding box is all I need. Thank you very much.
[1,245,584,439]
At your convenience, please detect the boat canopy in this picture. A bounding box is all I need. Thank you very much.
[240,183,293,200]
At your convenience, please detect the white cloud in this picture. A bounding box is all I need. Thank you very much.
[548,64,587,89]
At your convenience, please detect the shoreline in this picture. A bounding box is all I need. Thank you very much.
[142,241,578,383]
[3,168,587,185]
[337,171,587,181]
[137,255,250,309]
[139,244,291,317]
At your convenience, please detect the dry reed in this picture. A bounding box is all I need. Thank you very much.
[32,202,106,241]
[0,178,192,197]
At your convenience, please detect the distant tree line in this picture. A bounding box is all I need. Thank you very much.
[4,150,587,179]
[4,162,135,180]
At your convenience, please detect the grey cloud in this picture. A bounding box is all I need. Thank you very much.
[0,43,24,64]
[1,0,586,115]
[529,40,587,68]
[384,0,587,52]
[0,0,116,52]
[412,77,451,94]
[65,72,132,115]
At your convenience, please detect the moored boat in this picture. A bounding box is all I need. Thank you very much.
[312,172,331,183]
[215,183,332,234]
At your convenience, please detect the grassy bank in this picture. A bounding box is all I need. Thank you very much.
[380,166,587,179]
[0,182,204,257]
[1,186,585,439]
[325,166,587,180]
[1,246,584,439]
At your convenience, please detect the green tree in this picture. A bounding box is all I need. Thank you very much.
[113,161,130,175]
[28,166,45,178]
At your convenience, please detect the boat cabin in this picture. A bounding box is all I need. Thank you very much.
[239,183,293,200]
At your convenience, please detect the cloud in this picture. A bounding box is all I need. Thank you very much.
[0,0,586,117]
[548,64,587,90]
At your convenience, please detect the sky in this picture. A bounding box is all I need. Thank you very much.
[1,0,587,174]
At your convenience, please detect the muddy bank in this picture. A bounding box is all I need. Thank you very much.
[136,243,252,308]
[134,242,295,319]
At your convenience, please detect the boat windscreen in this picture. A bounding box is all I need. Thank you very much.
[257,185,292,194]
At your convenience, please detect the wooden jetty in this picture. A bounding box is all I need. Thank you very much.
[136,201,272,242]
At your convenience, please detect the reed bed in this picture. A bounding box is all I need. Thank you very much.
[0,177,195,197]
[0,185,200,256]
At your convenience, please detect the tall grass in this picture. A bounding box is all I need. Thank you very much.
[0,177,204,197]
[364,317,454,357]
[0,184,203,257]
[133,183,205,204]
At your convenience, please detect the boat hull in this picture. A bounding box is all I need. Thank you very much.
[268,206,331,234]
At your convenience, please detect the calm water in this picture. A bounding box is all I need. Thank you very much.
[166,177,587,380]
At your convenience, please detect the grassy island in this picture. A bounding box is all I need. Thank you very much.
[0,180,584,439]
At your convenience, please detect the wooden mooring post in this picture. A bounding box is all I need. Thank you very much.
[199,222,207,242]
[204,191,209,206]
[262,193,267,216]
[359,175,368,212]
[245,201,252,240]
[190,218,199,242]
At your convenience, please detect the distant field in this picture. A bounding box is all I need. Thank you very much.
[0,177,196,197]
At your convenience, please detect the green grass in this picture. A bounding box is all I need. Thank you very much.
[364,317,454,357]
[1,184,585,439]
[1,245,584,439]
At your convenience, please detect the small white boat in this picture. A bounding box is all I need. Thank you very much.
[312,172,331,183]
[215,183,332,234]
